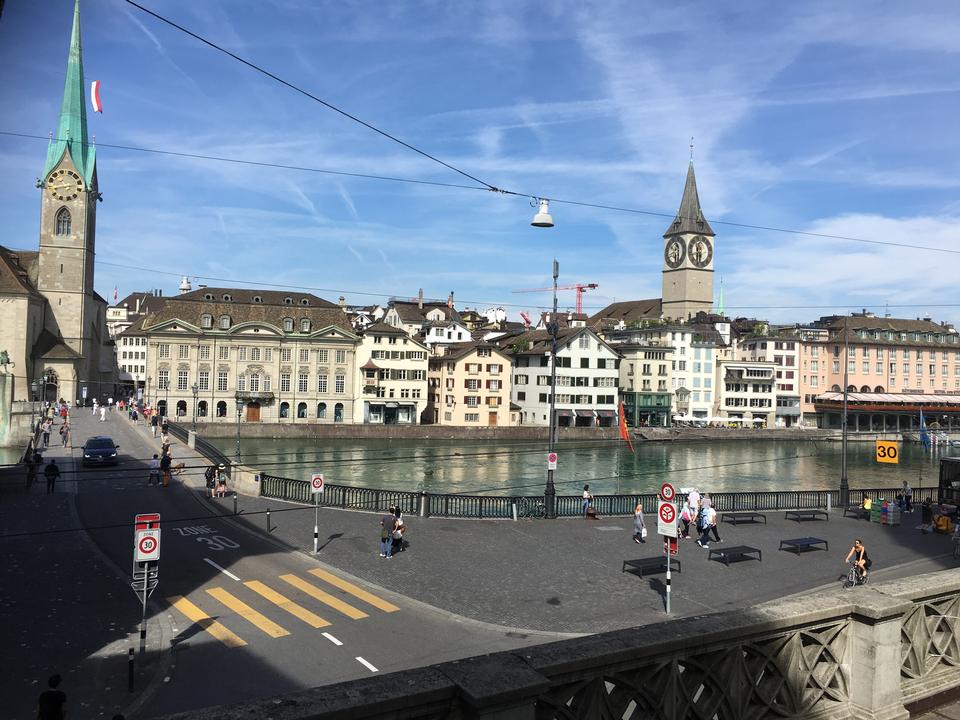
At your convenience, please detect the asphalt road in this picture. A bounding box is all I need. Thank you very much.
[66,411,549,717]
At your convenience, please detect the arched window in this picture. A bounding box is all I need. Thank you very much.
[300,298,309,306]
[55,207,71,236]
[253,296,263,304]
[874,385,885,393]
[176,400,187,416]
[297,402,308,418]
[219,315,231,329]
[283,318,294,332]
[283,297,293,305]
[201,314,213,329]
[301,319,311,333]
[860,385,870,393]
[279,402,290,418]
[157,400,167,417]
[334,402,344,422]
[249,373,260,392]
[204,293,214,301]
[222,294,232,302]
[831,384,841,392]
[847,385,857,393]
[317,402,326,419]
[216,401,227,417]
[198,400,208,417]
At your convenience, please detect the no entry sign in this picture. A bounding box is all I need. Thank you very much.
[135,529,161,562]
[547,452,558,470]
[657,500,677,538]
[311,473,325,494]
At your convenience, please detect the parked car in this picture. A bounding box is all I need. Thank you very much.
[82,436,120,465]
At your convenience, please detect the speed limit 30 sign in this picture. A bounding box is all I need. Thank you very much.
[311,473,325,494]
[135,529,161,562]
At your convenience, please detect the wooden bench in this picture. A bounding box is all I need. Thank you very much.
[843,505,870,520]
[622,557,680,578]
[721,512,767,526]
[708,545,762,566]
[785,509,829,522]
[779,537,829,554]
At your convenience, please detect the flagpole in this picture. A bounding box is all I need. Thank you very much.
[616,435,621,495]
[840,315,849,508]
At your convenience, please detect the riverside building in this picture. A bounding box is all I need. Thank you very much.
[353,322,429,424]
[425,341,514,426]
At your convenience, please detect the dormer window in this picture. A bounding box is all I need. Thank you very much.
[253,296,263,304]
[301,319,311,333]
[219,315,231,329]
[300,298,309,306]
[283,297,293,305]
[204,293,214,300]
[283,318,294,332]
[222,294,232,302]
[201,314,213,329]
[55,208,71,235]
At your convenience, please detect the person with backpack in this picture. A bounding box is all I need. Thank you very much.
[150,413,159,437]
[159,451,172,488]
[205,464,217,497]
[148,454,160,486]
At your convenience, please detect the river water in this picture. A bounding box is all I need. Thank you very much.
[209,437,955,497]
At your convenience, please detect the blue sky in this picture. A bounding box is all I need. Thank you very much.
[1,1,958,325]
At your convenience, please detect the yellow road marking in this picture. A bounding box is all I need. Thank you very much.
[280,574,368,620]
[244,581,331,628]
[308,568,400,613]
[167,595,246,648]
[206,587,290,638]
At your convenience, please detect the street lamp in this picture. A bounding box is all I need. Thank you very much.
[146,376,151,406]
[235,396,244,462]
[839,314,850,508]
[30,379,41,437]
[545,259,559,519]
[191,383,199,431]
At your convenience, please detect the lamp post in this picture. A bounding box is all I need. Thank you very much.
[30,379,41,438]
[146,376,151,407]
[191,383,199,431]
[545,259,559,519]
[235,396,244,462]
[839,314,850,508]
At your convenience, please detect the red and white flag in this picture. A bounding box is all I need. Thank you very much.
[91,80,103,113]
[618,401,635,454]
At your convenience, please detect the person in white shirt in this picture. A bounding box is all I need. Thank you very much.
[147,454,160,486]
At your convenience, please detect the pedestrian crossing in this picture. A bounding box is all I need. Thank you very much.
[167,568,399,647]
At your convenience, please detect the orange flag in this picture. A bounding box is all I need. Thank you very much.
[618,401,635,454]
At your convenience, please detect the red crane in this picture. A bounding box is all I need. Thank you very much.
[513,283,599,315]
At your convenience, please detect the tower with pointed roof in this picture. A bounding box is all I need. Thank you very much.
[660,159,715,321]
[36,0,101,379]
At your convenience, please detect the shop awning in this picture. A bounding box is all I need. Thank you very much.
[575,409,595,417]
[385,402,399,408]
[596,410,616,417]
[556,409,573,417]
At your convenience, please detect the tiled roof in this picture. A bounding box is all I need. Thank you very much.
[177,287,337,308]
[392,301,462,324]
[495,327,595,355]
[113,291,167,315]
[32,329,81,360]
[589,299,662,328]
[363,321,407,335]
[0,246,41,296]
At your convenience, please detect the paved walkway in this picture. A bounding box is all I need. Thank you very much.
[914,701,960,720]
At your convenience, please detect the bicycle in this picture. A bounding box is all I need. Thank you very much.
[842,560,868,589]
[516,497,546,519]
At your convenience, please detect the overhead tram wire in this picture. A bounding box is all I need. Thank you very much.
[122,1,502,194]
[0,451,819,540]
[5,128,960,259]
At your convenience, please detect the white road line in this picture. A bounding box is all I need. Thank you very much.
[355,656,378,673]
[321,632,343,646]
[204,558,241,581]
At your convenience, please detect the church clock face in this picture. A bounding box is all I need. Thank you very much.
[664,238,685,268]
[47,169,83,201]
[688,236,713,268]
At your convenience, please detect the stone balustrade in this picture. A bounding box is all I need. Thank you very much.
[156,568,960,720]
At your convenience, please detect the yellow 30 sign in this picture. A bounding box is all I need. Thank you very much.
[876,440,899,464]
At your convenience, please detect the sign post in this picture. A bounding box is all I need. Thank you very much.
[658,483,677,614]
[546,452,558,471]
[132,513,161,656]
[311,473,324,554]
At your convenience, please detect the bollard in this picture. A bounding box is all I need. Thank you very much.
[128,648,135,692]
[827,493,832,513]
[512,503,518,522]
[233,492,238,516]
[266,507,271,532]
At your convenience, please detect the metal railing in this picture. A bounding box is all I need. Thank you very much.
[257,471,937,519]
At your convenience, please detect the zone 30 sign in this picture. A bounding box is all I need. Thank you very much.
[875,440,899,464]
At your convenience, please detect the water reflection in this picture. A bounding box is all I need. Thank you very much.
[211,437,955,496]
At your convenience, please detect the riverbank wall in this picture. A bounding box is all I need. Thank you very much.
[636,427,903,443]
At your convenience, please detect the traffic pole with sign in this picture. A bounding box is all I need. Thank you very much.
[132,514,161,656]
[311,474,324,554]
[657,496,678,614]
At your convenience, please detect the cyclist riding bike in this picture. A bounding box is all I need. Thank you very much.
[844,539,871,582]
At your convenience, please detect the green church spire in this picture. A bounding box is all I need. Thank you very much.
[44,0,96,185]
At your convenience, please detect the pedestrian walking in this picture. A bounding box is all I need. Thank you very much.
[59,421,70,448]
[26,454,38,488]
[900,481,913,513]
[148,454,160,486]
[150,413,159,437]
[204,464,217,497]
[632,501,647,543]
[159,452,172,488]
[379,509,397,558]
[44,458,60,494]
[696,503,719,548]
[36,673,67,720]
[99,405,106,422]
[702,494,721,542]
[582,484,593,517]
[42,419,52,448]
[91,398,98,416]
[216,464,228,498]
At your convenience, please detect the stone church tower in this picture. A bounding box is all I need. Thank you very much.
[660,161,715,321]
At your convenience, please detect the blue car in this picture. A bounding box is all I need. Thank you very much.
[82,436,120,465]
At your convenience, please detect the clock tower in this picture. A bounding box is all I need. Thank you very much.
[661,160,715,321]
[35,0,102,401]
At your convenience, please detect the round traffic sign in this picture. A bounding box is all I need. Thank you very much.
[311,474,324,490]
[658,503,676,524]
[138,535,157,554]
[660,482,676,502]
[547,452,558,463]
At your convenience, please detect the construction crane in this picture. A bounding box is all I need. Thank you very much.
[513,283,599,315]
